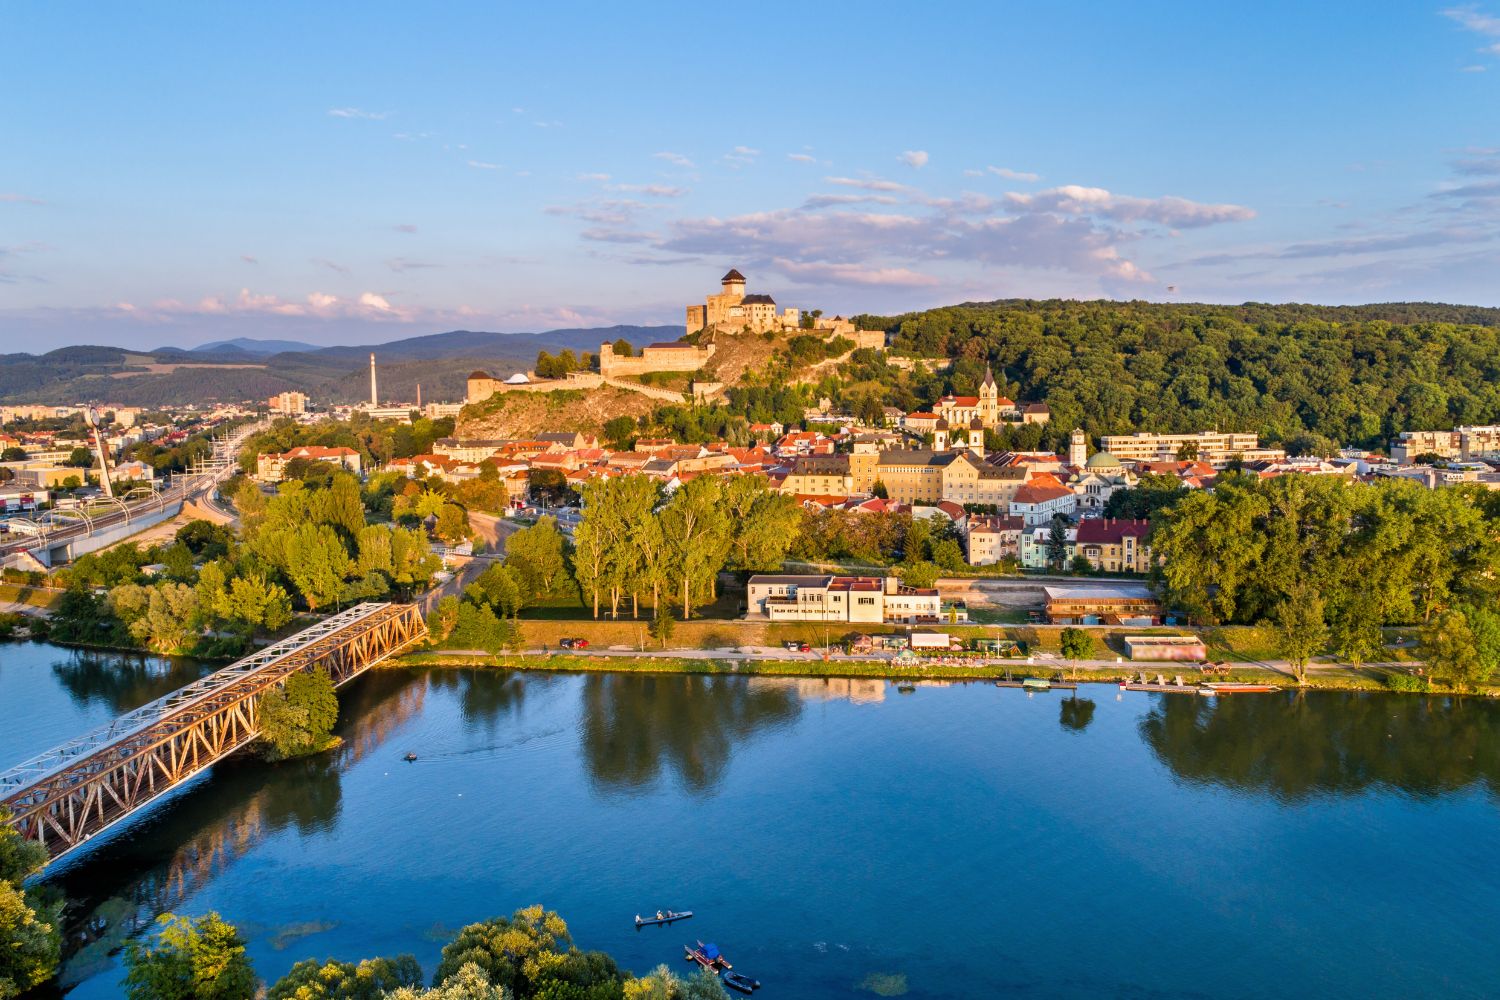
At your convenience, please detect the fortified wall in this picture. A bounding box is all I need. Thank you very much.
[598,340,714,378]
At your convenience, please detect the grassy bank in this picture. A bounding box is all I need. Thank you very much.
[0,581,64,611]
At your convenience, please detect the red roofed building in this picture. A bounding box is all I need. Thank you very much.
[1074,518,1153,574]
[256,445,362,482]
[1010,472,1077,525]
[966,514,1026,565]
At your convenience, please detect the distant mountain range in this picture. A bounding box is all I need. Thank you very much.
[0,324,685,407]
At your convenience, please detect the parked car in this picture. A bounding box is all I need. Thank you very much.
[560,637,590,650]
[783,640,811,653]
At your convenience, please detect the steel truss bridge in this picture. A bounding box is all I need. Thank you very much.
[0,602,427,865]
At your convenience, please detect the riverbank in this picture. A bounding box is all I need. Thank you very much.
[394,649,1449,693]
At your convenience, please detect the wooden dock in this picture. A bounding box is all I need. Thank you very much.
[993,680,1079,691]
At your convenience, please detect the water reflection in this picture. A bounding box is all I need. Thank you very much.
[1141,690,1500,800]
[426,667,542,731]
[1059,696,1096,733]
[41,668,424,988]
[50,650,213,714]
[580,673,801,794]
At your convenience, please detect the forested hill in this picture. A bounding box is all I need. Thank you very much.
[856,299,1500,451]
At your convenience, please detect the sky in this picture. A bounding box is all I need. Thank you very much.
[2,1,1499,351]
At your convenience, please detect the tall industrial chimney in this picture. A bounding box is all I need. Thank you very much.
[416,383,422,409]
[369,353,378,407]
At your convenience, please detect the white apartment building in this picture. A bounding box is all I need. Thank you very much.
[745,574,962,624]
[1099,430,1284,467]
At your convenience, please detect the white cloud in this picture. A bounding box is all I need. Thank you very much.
[826,176,909,192]
[787,153,817,163]
[732,146,760,156]
[240,254,258,264]
[1006,185,1255,227]
[1462,63,1488,71]
[987,165,1040,181]
[577,172,612,182]
[606,183,687,197]
[1442,6,1500,53]
[394,223,419,234]
[653,151,695,168]
[963,169,984,177]
[0,193,44,205]
[467,160,501,170]
[899,150,930,169]
[328,107,388,120]
[802,193,900,209]
[773,258,940,287]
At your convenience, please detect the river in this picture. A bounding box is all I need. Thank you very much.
[4,639,1500,999]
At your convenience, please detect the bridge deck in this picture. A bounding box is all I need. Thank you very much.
[1,601,427,863]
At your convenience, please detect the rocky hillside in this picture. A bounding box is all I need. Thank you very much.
[456,386,660,439]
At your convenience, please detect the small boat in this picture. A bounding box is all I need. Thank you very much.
[635,909,692,926]
[685,941,731,970]
[403,752,418,762]
[1021,677,1051,691]
[1201,682,1279,694]
[721,970,761,994]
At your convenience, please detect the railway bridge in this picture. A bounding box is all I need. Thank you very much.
[0,602,427,866]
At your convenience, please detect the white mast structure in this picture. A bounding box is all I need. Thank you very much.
[369,353,378,407]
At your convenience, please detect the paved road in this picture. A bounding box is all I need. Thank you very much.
[419,511,519,614]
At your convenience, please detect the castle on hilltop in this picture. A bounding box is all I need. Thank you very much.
[685,268,885,349]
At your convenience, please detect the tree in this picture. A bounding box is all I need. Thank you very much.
[66,446,94,468]
[0,447,24,462]
[435,504,471,544]
[257,668,339,759]
[661,477,731,619]
[1422,608,1494,693]
[432,906,622,999]
[267,955,423,1000]
[723,476,801,573]
[0,810,60,1000]
[176,519,233,559]
[1045,515,1070,572]
[649,607,675,649]
[602,416,636,450]
[611,337,634,357]
[505,517,569,604]
[1174,440,1199,461]
[122,912,257,1000]
[429,595,461,642]
[1274,584,1328,685]
[385,964,506,1000]
[1060,627,1095,662]
[930,537,966,572]
[898,560,939,589]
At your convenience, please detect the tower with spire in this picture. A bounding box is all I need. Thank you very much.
[979,362,1000,426]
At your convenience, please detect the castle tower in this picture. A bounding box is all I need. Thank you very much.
[1070,428,1088,468]
[980,362,999,426]
[968,417,985,459]
[721,268,746,301]
[933,417,949,453]
[369,353,378,406]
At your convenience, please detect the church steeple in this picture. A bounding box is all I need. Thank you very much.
[982,362,997,391]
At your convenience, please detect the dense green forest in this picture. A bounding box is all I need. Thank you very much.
[853,300,1500,450]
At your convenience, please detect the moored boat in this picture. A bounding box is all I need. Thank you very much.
[685,941,731,970]
[635,909,692,926]
[1201,682,1279,694]
[722,970,761,993]
[1022,677,1051,691]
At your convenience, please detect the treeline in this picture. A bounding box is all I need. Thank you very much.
[1151,474,1500,686]
[100,904,732,999]
[47,469,441,656]
[851,299,1500,449]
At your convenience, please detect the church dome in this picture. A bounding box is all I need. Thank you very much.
[1085,451,1122,470]
[468,370,490,380]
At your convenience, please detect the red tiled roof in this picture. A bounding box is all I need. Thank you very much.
[1075,518,1151,544]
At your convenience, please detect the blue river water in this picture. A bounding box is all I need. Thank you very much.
[4,640,1500,998]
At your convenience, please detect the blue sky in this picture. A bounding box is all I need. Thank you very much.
[2,1,1499,350]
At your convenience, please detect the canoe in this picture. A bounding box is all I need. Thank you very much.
[722,971,761,993]
[635,910,692,926]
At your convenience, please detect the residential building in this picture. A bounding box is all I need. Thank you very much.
[1391,425,1500,463]
[966,514,1026,565]
[779,454,853,497]
[745,574,960,624]
[255,445,362,482]
[1009,473,1077,525]
[1100,430,1284,468]
[1073,518,1152,573]
[1020,522,1075,569]
[267,391,308,415]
